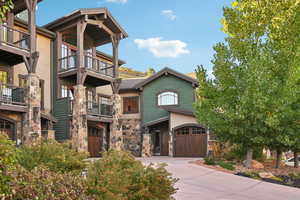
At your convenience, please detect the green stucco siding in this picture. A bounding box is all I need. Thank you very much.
[142,75,195,124]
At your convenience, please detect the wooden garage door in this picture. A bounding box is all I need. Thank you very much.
[88,127,103,157]
[174,126,207,157]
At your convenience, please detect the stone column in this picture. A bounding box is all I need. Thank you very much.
[110,94,123,151]
[71,85,88,152]
[168,130,174,157]
[142,128,153,157]
[23,73,41,145]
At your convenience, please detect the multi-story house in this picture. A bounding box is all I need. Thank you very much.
[1,1,210,158]
[118,67,214,157]
[43,8,128,156]
[0,0,56,145]
[0,1,128,157]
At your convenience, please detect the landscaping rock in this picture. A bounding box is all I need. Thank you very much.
[242,160,264,169]
[259,172,274,179]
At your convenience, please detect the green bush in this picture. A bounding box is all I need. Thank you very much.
[0,134,19,196]
[6,166,91,200]
[17,140,87,174]
[87,150,178,200]
[224,145,265,162]
[217,161,235,171]
[204,157,216,165]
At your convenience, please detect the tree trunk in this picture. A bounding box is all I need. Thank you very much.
[294,151,299,168]
[275,150,282,169]
[245,148,253,168]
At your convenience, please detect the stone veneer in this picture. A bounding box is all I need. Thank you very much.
[23,73,41,145]
[141,127,152,157]
[71,85,88,152]
[110,94,123,151]
[122,118,142,156]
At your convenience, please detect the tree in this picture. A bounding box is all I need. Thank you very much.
[146,68,156,76]
[195,0,300,168]
[0,0,13,21]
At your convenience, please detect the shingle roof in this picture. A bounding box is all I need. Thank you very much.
[119,78,146,91]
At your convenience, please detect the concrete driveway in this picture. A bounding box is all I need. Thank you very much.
[138,157,300,200]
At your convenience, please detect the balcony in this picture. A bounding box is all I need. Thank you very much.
[69,98,112,118]
[0,24,30,65]
[0,84,27,112]
[86,101,112,117]
[58,53,115,86]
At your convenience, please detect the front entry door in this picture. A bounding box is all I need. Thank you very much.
[152,130,169,156]
[88,127,103,157]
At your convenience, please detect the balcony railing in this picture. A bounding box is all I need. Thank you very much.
[69,98,112,117]
[0,84,26,105]
[84,54,114,77]
[86,100,112,117]
[0,24,30,51]
[58,55,77,72]
[58,53,115,78]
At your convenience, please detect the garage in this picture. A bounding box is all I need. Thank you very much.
[174,125,207,157]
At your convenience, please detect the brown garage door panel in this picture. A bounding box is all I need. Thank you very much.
[175,131,207,157]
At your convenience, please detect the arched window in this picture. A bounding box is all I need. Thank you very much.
[157,91,178,106]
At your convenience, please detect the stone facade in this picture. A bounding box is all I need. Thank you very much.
[122,118,142,156]
[141,132,152,157]
[71,85,88,152]
[23,73,41,145]
[168,131,174,157]
[110,94,123,151]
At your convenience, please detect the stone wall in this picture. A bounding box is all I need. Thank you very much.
[23,73,41,145]
[122,118,142,156]
[110,94,123,151]
[71,85,88,152]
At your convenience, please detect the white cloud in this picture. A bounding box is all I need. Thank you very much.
[106,0,127,3]
[134,37,190,58]
[161,10,176,20]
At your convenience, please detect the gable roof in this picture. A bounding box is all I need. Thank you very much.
[43,8,128,38]
[119,78,146,92]
[135,67,198,89]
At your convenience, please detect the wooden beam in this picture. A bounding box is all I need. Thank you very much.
[31,51,39,73]
[111,34,120,78]
[76,20,87,84]
[23,55,30,72]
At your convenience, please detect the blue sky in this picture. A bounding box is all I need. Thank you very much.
[37,0,233,74]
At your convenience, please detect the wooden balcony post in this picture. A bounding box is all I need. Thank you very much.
[76,19,87,85]
[6,12,14,43]
[111,34,120,78]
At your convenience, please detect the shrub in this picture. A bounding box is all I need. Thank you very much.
[17,140,87,174]
[0,134,19,196]
[87,150,178,200]
[217,161,235,171]
[223,144,265,162]
[204,157,216,165]
[6,166,91,200]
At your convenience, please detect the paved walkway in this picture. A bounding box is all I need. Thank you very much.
[138,157,300,200]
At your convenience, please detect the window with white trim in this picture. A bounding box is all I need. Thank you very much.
[157,91,178,106]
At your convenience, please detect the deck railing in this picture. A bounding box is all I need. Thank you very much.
[58,53,115,78]
[69,98,112,117]
[0,84,26,105]
[58,55,77,72]
[86,100,112,117]
[0,24,30,51]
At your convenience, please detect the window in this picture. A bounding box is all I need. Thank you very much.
[19,75,27,87]
[157,91,178,106]
[123,96,139,114]
[192,127,206,134]
[0,70,8,84]
[87,90,94,110]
